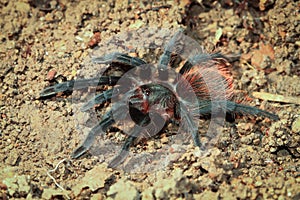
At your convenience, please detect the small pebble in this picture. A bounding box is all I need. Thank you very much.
[88,32,101,48]
[46,69,57,81]
[254,181,263,187]
[291,117,300,133]
[270,147,277,153]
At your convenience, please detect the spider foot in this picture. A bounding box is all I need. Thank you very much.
[108,150,129,168]
[40,81,74,97]
[71,145,89,159]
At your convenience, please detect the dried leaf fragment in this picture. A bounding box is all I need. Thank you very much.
[252,92,300,105]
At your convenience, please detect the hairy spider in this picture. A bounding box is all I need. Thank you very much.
[40,30,278,168]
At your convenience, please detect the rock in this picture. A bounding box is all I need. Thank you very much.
[42,188,70,199]
[194,190,219,200]
[3,175,30,197]
[107,179,139,200]
[73,164,112,196]
[46,69,57,81]
[291,117,300,133]
[6,152,20,166]
[254,181,263,187]
[129,20,145,30]
[91,193,104,200]
[141,169,192,199]
[270,147,277,153]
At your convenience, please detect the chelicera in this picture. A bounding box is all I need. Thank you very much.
[40,30,278,168]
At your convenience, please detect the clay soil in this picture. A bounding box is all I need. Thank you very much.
[0,0,299,199]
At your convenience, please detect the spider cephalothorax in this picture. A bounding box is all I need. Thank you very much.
[40,30,278,168]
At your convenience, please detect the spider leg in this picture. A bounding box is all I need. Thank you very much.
[71,110,115,159]
[158,30,185,80]
[92,52,147,67]
[179,52,228,74]
[41,52,147,97]
[181,100,278,151]
[108,109,149,168]
[178,102,202,147]
[71,87,143,161]
[109,106,167,168]
[80,80,139,112]
[183,113,201,147]
[225,101,279,120]
[198,100,279,120]
[80,88,114,112]
[108,134,136,168]
[40,76,120,97]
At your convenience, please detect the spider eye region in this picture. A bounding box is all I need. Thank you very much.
[141,88,150,114]
[130,84,177,121]
[143,87,151,97]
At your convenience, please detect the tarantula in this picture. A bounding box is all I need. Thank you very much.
[40,30,278,168]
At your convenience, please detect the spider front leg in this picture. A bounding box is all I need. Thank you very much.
[108,131,138,168]
[71,110,116,159]
[71,88,152,166]
[71,96,135,159]
[71,102,133,159]
[80,87,117,112]
[80,82,144,112]
[40,76,120,97]
[109,106,167,168]
[40,53,147,97]
[107,107,149,168]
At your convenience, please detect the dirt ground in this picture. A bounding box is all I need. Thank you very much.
[0,0,300,199]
